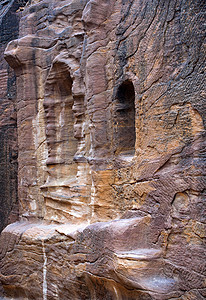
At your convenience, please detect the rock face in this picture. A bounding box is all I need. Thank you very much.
[0,0,205,299]
[0,0,30,233]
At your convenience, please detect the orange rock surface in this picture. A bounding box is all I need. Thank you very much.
[0,0,205,299]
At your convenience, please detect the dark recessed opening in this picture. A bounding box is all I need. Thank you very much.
[114,80,136,155]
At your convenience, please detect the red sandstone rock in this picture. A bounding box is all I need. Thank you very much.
[0,0,205,299]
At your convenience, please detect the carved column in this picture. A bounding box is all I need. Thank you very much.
[4,35,53,218]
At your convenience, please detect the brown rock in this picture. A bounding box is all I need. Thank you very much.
[0,0,30,233]
[0,0,205,299]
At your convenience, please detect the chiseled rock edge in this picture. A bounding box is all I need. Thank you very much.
[0,0,205,299]
[0,218,180,299]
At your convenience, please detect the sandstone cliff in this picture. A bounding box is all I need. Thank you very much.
[0,0,205,299]
[0,0,30,233]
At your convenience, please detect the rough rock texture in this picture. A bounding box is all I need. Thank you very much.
[0,0,205,299]
[0,0,30,233]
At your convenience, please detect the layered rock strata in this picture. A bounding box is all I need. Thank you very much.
[0,0,205,299]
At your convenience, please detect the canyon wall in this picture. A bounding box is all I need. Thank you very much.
[0,0,205,299]
[0,0,30,233]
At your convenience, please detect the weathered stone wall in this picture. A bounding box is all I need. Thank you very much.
[0,0,205,299]
[0,0,30,233]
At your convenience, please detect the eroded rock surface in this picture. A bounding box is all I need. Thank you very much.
[0,0,30,233]
[0,0,205,299]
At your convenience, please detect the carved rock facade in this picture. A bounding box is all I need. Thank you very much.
[0,0,205,299]
[0,0,30,233]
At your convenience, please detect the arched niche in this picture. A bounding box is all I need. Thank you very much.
[44,61,77,167]
[113,80,136,155]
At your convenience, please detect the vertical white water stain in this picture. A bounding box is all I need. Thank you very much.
[42,240,47,300]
